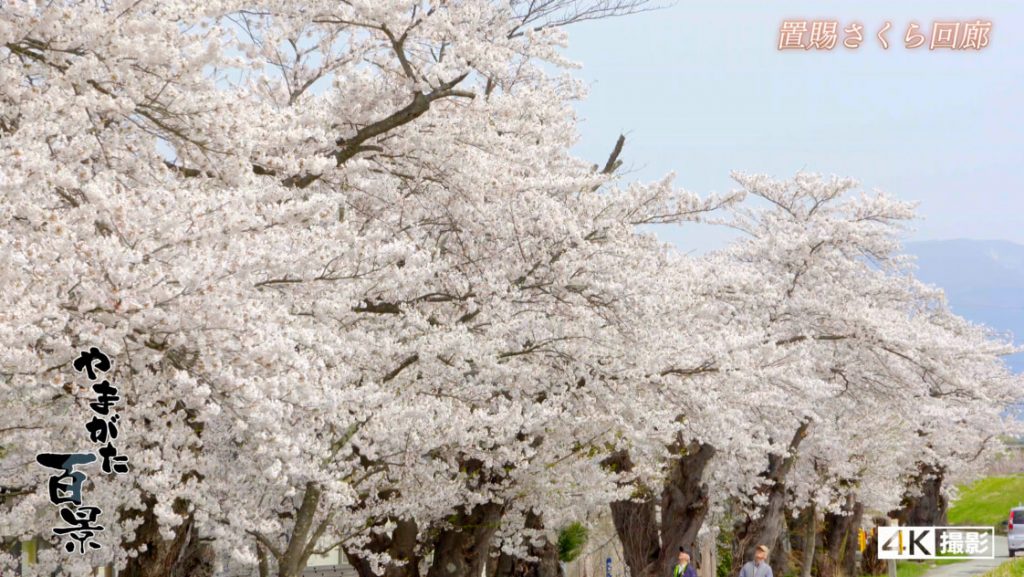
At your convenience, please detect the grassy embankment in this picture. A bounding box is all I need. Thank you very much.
[961,473,1024,577]
[869,473,1024,577]
[980,558,1024,577]
[948,474,1024,529]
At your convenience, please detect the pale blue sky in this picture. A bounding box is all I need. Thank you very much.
[563,0,1024,252]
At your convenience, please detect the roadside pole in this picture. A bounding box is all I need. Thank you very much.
[888,519,898,577]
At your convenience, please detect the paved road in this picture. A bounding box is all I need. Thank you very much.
[921,536,1010,577]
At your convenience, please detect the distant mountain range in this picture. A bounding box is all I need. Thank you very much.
[905,239,1024,373]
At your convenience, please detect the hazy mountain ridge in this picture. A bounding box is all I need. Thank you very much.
[905,239,1024,373]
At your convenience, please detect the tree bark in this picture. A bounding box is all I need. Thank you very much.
[610,491,660,577]
[658,443,716,571]
[120,495,214,577]
[799,506,815,577]
[492,512,563,577]
[814,495,859,577]
[892,463,948,527]
[842,501,864,577]
[275,482,325,577]
[258,543,271,577]
[814,511,841,577]
[696,537,717,577]
[170,533,215,577]
[731,420,811,577]
[860,516,890,577]
[344,518,423,577]
[428,502,505,577]
[607,442,716,577]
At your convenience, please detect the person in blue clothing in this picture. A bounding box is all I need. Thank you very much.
[671,548,697,577]
[738,545,773,577]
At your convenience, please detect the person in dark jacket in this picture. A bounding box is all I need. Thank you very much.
[671,548,697,577]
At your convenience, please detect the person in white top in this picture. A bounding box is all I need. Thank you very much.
[737,544,773,577]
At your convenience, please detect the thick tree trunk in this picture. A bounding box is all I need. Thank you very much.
[892,464,948,527]
[170,531,215,577]
[787,509,805,559]
[814,512,842,577]
[258,543,271,577]
[120,495,214,577]
[842,501,864,577]
[610,492,661,577]
[814,495,860,577]
[799,506,815,577]
[275,482,326,577]
[732,490,789,576]
[492,512,563,577]
[860,516,891,577]
[696,537,716,577]
[608,442,715,577]
[731,420,810,577]
[658,443,716,572]
[344,518,422,577]
[778,515,792,572]
[428,502,505,577]
[495,550,561,577]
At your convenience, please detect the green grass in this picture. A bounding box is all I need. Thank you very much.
[868,559,964,577]
[948,474,1024,528]
[893,560,931,577]
[980,558,1024,577]
[866,474,1021,577]
[901,559,963,577]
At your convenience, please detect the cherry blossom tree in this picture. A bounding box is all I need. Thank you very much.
[1,3,1021,577]
[714,174,1020,575]
[0,2,711,577]
[603,173,1021,577]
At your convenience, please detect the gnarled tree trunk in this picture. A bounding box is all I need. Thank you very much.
[120,495,214,577]
[731,420,811,577]
[659,443,716,571]
[492,512,563,577]
[428,502,505,577]
[610,489,660,577]
[608,441,716,577]
[892,463,948,527]
[814,495,860,577]
[344,518,422,577]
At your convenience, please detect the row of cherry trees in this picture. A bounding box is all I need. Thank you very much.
[1,2,1020,577]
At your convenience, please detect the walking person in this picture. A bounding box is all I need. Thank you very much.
[672,548,697,577]
[738,545,773,577]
